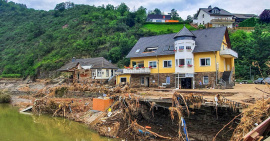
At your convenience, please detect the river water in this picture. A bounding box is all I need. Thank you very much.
[0,104,117,141]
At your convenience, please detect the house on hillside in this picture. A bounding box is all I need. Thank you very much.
[115,26,238,89]
[146,14,178,23]
[58,57,118,83]
[232,14,257,26]
[193,6,234,28]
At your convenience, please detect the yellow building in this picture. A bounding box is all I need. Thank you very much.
[116,27,238,89]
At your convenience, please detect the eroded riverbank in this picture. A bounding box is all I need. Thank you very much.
[0,104,118,141]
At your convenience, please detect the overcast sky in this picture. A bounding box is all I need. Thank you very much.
[10,0,269,19]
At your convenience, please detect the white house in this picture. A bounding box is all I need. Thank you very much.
[193,6,234,28]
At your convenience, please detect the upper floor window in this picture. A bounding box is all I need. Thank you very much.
[186,46,192,50]
[179,46,184,50]
[163,60,172,68]
[186,58,192,65]
[179,59,185,65]
[200,58,211,66]
[144,47,158,53]
[202,14,204,18]
[149,61,157,68]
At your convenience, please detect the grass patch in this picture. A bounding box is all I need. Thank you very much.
[0,91,11,103]
[142,23,196,33]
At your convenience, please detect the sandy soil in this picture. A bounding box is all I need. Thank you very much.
[136,84,270,104]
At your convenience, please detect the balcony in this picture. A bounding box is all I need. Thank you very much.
[123,67,151,74]
[211,19,235,23]
[220,49,238,58]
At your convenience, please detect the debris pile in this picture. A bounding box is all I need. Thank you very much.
[230,98,270,140]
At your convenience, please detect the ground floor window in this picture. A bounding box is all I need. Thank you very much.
[120,77,127,83]
[166,76,170,84]
[203,76,209,84]
[106,69,109,77]
[141,77,144,85]
[97,69,102,77]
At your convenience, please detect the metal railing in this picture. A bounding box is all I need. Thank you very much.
[219,79,226,90]
[123,67,151,74]
[211,19,235,23]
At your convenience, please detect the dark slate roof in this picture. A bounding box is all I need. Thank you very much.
[192,27,226,53]
[126,33,175,58]
[200,7,233,16]
[126,27,227,58]
[58,57,118,71]
[147,14,171,20]
[233,13,257,19]
[174,26,196,38]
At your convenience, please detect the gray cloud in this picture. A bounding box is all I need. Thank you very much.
[10,0,270,19]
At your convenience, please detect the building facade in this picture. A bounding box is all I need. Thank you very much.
[193,6,234,28]
[116,27,238,89]
[58,57,118,83]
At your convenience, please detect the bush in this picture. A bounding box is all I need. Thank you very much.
[239,17,258,27]
[0,74,21,78]
[0,91,11,103]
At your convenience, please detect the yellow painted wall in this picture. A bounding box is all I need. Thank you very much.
[220,36,228,51]
[116,74,131,85]
[194,52,216,72]
[130,55,175,73]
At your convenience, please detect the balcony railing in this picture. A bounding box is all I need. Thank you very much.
[211,19,235,23]
[220,49,238,58]
[123,67,151,74]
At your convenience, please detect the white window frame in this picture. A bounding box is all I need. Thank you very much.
[203,76,209,84]
[106,69,109,77]
[92,69,96,77]
[186,46,192,51]
[200,58,211,66]
[179,59,185,66]
[163,60,172,68]
[97,69,102,77]
[179,46,184,50]
[148,61,157,68]
[186,58,192,65]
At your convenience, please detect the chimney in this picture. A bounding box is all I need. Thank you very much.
[72,57,76,62]
[208,5,212,9]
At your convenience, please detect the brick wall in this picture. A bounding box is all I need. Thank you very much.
[130,73,175,88]
[194,71,224,88]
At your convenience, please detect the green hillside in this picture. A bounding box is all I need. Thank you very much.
[142,23,196,33]
[0,1,156,77]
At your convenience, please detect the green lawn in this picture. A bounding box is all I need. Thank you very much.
[142,23,197,33]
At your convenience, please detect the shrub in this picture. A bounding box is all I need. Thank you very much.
[0,91,11,103]
[1,74,22,78]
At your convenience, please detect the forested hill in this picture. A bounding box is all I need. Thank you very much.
[0,1,158,77]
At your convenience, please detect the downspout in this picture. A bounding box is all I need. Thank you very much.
[156,55,159,87]
[214,51,217,87]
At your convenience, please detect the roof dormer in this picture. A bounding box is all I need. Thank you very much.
[210,7,220,14]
